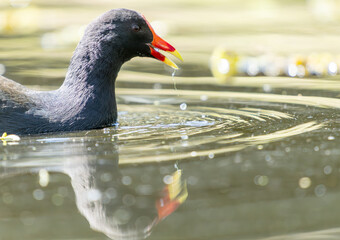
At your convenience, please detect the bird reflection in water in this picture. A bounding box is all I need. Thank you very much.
[156,169,188,221]
[0,135,188,240]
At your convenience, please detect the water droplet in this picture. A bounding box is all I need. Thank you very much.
[262,84,272,93]
[172,69,177,78]
[121,176,132,185]
[180,103,187,110]
[181,135,188,140]
[39,169,49,187]
[32,189,45,201]
[191,151,197,157]
[287,64,298,77]
[200,95,208,101]
[328,135,335,140]
[100,172,112,182]
[163,175,173,184]
[122,194,136,206]
[105,188,117,199]
[314,184,327,197]
[324,165,332,175]
[218,58,230,74]
[265,154,272,162]
[328,62,338,75]
[172,69,178,92]
[254,175,269,186]
[299,177,311,189]
[208,153,215,159]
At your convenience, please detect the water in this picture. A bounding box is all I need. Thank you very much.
[1,84,340,240]
[171,69,179,93]
[2,1,340,240]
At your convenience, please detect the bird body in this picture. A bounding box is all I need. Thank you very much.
[0,9,181,134]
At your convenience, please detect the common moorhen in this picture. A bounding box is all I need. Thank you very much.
[0,8,182,135]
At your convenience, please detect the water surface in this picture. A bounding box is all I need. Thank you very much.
[1,1,340,240]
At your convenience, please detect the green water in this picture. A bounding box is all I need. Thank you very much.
[1,1,340,239]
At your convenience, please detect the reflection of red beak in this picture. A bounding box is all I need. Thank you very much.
[155,170,188,221]
[142,15,183,69]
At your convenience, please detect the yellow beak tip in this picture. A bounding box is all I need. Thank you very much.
[163,57,179,70]
[172,50,183,62]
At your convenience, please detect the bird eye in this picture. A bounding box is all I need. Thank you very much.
[132,25,141,32]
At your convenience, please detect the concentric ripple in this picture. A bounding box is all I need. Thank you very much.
[114,88,331,164]
[0,88,334,167]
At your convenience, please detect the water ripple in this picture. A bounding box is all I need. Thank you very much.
[113,88,332,164]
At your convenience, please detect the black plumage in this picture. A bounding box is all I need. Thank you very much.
[0,9,158,134]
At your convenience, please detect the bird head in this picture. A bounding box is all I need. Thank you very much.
[86,9,182,69]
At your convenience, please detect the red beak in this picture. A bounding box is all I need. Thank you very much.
[142,15,183,69]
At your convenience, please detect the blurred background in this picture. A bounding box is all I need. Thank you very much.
[2,0,340,86]
[3,1,340,240]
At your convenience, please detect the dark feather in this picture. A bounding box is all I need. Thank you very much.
[0,9,154,135]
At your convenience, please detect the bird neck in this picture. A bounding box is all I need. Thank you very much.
[54,38,124,127]
[61,37,123,91]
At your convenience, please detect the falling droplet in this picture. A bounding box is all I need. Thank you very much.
[172,69,176,78]
[172,69,179,95]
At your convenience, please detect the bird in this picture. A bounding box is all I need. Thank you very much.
[0,8,182,135]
